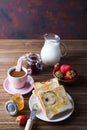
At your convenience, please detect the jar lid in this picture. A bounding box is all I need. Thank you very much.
[5,100,18,116]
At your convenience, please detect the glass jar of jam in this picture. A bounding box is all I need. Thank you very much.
[26,53,42,75]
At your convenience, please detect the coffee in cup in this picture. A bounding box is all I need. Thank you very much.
[10,69,26,77]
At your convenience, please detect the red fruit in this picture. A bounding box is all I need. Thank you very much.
[65,70,76,80]
[60,64,72,74]
[16,115,27,126]
[54,63,60,71]
[55,70,63,79]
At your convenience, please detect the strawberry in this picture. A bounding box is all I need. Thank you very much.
[55,70,63,79]
[64,70,76,80]
[60,64,72,74]
[16,115,27,126]
[54,63,60,71]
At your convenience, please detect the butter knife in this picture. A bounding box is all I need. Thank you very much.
[24,104,38,130]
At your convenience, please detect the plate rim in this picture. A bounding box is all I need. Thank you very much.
[29,93,74,122]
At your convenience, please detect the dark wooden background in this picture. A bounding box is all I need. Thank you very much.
[0,0,87,39]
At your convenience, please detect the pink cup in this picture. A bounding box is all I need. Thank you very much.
[7,66,30,89]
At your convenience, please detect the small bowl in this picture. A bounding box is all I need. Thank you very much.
[53,70,78,85]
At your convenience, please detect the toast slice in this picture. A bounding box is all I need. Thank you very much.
[33,78,73,119]
[33,78,60,91]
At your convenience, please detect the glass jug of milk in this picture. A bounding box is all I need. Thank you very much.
[41,33,67,66]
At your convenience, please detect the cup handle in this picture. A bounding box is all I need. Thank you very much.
[60,42,67,57]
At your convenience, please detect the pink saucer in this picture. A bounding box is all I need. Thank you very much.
[3,76,34,95]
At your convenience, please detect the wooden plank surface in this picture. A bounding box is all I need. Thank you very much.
[0,40,87,130]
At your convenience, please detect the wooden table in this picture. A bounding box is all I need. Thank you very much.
[0,40,87,130]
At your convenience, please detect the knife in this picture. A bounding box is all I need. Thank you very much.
[24,104,38,130]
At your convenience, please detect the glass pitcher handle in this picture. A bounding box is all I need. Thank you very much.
[60,42,67,57]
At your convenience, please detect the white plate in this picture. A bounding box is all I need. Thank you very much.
[29,93,74,122]
[3,76,34,95]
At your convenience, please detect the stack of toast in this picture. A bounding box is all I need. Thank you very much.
[33,78,73,119]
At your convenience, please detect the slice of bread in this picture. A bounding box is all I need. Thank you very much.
[33,78,60,91]
[33,78,73,119]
